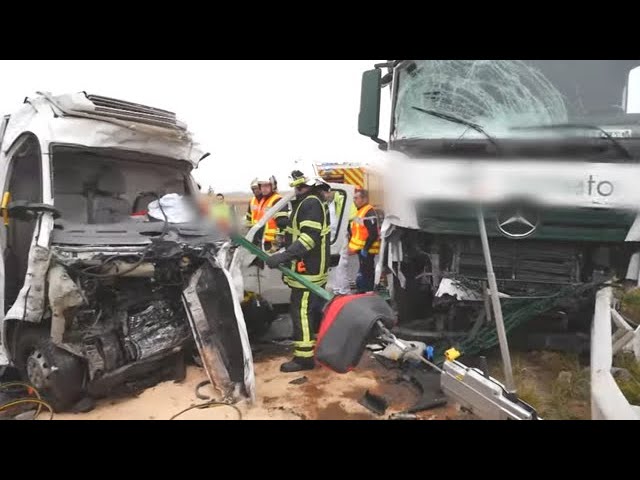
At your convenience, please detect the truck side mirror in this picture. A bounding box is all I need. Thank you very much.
[358,69,384,147]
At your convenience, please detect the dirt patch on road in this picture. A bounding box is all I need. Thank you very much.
[52,350,462,420]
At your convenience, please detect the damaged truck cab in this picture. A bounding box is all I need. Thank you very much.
[358,61,640,349]
[0,92,255,411]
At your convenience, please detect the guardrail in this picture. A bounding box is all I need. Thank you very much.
[591,286,640,420]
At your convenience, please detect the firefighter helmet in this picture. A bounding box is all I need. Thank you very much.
[288,160,324,188]
[256,175,278,190]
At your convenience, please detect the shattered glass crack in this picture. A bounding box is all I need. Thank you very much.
[396,60,569,139]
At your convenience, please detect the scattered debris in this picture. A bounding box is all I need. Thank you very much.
[358,390,388,416]
[400,367,448,414]
[366,344,385,352]
[276,406,306,420]
[13,410,37,420]
[375,341,426,363]
[388,412,418,420]
[289,376,308,385]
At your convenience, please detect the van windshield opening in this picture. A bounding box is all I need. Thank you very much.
[52,146,191,225]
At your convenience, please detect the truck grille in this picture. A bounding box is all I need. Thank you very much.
[455,239,580,284]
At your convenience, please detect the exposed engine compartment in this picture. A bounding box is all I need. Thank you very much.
[68,276,191,380]
[43,245,206,396]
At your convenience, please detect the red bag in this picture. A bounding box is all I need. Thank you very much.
[315,293,396,374]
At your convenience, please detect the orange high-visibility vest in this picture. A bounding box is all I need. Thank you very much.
[256,193,282,243]
[349,204,380,254]
[248,196,261,225]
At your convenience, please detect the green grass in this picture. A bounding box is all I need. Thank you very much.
[489,350,590,420]
[613,352,640,405]
[620,288,640,324]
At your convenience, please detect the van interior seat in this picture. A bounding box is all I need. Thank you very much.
[54,168,88,223]
[91,169,131,224]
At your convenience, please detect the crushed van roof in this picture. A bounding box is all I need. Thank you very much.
[1,92,206,166]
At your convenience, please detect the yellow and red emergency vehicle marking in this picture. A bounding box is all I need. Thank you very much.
[318,167,365,189]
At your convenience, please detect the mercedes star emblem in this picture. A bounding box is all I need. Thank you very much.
[496,208,540,239]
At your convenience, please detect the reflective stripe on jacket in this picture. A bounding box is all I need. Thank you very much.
[256,193,282,242]
[284,193,331,289]
[246,196,261,225]
[348,204,380,254]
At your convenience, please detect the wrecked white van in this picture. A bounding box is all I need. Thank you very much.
[0,92,255,411]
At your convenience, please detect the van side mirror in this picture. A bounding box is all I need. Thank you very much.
[358,69,386,148]
[8,201,60,221]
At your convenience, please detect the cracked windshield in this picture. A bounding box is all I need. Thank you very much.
[394,60,640,142]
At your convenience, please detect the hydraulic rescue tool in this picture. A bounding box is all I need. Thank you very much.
[232,228,541,420]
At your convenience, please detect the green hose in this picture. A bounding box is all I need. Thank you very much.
[231,234,334,302]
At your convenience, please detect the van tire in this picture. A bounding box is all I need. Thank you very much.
[13,328,86,412]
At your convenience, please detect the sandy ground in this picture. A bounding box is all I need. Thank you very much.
[51,347,462,421]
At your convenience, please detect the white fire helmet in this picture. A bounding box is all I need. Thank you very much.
[255,175,278,190]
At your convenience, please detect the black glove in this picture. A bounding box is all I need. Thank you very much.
[265,251,292,269]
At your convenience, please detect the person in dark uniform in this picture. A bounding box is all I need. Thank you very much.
[265,169,331,372]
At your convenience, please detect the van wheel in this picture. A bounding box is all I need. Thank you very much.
[14,328,87,412]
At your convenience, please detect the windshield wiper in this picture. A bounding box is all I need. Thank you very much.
[510,123,633,161]
[411,106,502,153]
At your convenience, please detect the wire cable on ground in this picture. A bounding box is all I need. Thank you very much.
[170,401,242,420]
[0,397,55,420]
[0,381,43,417]
[0,382,54,419]
[195,380,212,400]
[170,379,242,420]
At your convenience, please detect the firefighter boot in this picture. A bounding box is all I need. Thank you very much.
[280,357,315,373]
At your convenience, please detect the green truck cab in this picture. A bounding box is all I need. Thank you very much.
[357,60,640,349]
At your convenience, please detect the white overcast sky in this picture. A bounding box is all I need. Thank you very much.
[0,60,388,193]
[1,61,639,194]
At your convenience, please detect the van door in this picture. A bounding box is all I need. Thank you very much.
[182,253,255,403]
[0,132,44,313]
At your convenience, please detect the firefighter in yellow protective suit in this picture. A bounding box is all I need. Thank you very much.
[265,169,330,372]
